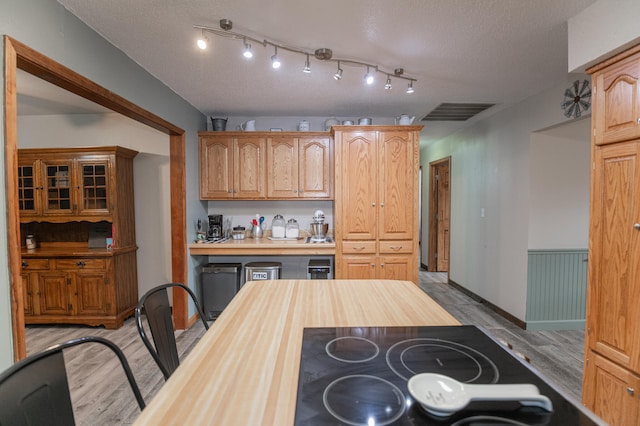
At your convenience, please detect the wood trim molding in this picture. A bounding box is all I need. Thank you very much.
[4,36,189,360]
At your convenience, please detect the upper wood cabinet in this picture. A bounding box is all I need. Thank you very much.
[267,133,333,199]
[199,133,266,199]
[17,147,137,224]
[591,48,640,145]
[199,132,333,200]
[333,125,421,284]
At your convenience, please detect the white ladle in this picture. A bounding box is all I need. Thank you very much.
[408,373,553,417]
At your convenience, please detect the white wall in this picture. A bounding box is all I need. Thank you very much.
[17,113,171,297]
[422,76,590,321]
[1,0,206,369]
[528,119,591,249]
[569,0,640,71]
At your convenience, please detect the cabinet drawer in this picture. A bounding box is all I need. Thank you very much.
[55,258,106,270]
[342,241,376,254]
[379,241,413,254]
[21,258,50,270]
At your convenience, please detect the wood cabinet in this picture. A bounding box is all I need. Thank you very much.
[18,148,124,223]
[18,146,138,329]
[199,133,266,199]
[593,49,640,145]
[583,44,640,424]
[199,131,333,200]
[333,126,421,284]
[266,133,333,199]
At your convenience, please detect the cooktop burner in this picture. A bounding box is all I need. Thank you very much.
[294,326,602,425]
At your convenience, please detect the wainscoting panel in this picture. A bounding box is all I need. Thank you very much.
[526,249,588,331]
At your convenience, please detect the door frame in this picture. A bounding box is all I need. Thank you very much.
[427,156,451,272]
[4,36,189,360]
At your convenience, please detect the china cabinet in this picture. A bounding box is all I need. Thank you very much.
[18,146,138,329]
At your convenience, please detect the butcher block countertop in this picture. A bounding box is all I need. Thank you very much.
[133,279,459,425]
[188,237,336,255]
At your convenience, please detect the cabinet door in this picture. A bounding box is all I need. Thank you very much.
[267,137,298,198]
[235,137,266,199]
[341,255,377,279]
[587,141,640,372]
[22,272,35,316]
[77,157,111,215]
[378,131,416,240]
[76,272,109,315]
[299,136,332,198]
[41,159,75,216]
[583,351,640,426]
[38,272,72,315]
[340,131,377,240]
[199,136,234,199]
[17,158,42,217]
[594,55,640,145]
[379,255,413,281]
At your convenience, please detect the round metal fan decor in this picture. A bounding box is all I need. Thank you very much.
[561,79,591,118]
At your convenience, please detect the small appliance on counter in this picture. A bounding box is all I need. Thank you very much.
[208,214,223,241]
[309,210,329,242]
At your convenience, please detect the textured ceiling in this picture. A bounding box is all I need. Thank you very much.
[47,0,595,141]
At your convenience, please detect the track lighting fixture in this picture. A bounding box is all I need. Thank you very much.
[242,38,253,59]
[406,81,415,94]
[197,29,208,50]
[334,61,343,80]
[303,54,311,73]
[271,46,281,69]
[193,19,417,93]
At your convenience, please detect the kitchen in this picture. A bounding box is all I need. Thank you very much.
[5,0,640,424]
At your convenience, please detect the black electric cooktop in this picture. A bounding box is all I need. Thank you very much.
[294,326,602,425]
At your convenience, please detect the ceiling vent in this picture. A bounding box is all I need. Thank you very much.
[422,103,495,121]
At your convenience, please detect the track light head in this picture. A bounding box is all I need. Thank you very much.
[303,54,311,73]
[271,47,281,69]
[406,81,415,94]
[197,29,208,50]
[334,61,343,80]
[364,67,374,85]
[243,39,253,59]
[385,77,392,90]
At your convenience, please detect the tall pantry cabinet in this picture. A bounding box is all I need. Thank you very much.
[582,44,640,425]
[332,126,422,284]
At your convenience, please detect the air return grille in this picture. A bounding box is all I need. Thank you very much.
[422,103,495,121]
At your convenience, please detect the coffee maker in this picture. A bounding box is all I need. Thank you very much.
[208,214,223,240]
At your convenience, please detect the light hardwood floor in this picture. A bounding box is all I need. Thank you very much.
[24,272,584,424]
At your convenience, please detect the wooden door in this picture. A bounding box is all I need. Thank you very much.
[199,136,234,199]
[594,55,640,145]
[299,136,332,198]
[235,137,266,199]
[378,131,415,240]
[267,137,298,198]
[341,131,377,240]
[586,141,640,372]
[436,161,450,271]
[38,272,71,315]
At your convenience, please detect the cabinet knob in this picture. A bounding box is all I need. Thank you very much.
[627,387,635,396]
[634,223,640,230]
[371,263,375,268]
[22,260,28,268]
[372,202,376,207]
[637,118,640,125]
[380,263,385,267]
[381,203,384,207]
[76,261,86,268]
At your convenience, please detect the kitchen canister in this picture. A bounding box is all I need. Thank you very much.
[26,234,36,249]
[285,219,299,239]
[271,215,286,238]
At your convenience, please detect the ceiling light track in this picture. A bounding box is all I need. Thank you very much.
[194,20,417,92]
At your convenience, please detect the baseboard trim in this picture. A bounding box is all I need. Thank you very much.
[448,279,526,329]
[525,320,586,331]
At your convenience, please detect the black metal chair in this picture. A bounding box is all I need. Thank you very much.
[135,282,209,380]
[0,335,145,426]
